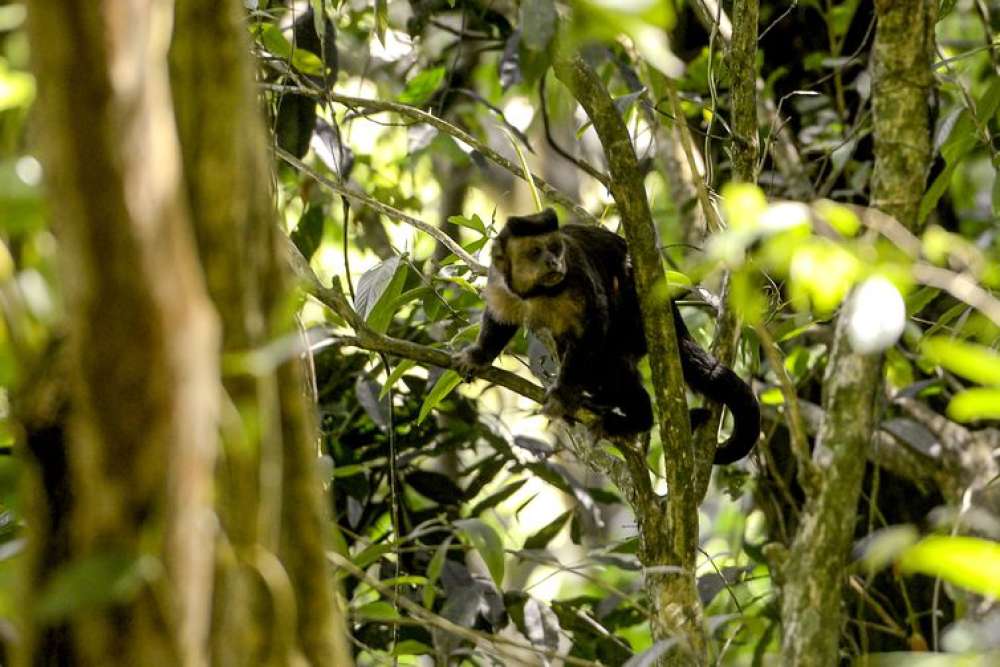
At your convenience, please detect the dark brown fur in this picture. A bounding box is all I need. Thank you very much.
[455,209,760,463]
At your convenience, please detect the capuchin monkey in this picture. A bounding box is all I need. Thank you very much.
[454,209,760,464]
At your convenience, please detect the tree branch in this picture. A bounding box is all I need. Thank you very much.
[555,51,705,661]
[262,83,599,225]
[277,148,488,275]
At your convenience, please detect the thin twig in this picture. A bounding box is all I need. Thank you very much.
[538,72,609,186]
[261,84,599,224]
[327,552,606,667]
[277,147,488,274]
[755,323,820,491]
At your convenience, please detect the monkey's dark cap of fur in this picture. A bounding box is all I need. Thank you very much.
[506,208,559,236]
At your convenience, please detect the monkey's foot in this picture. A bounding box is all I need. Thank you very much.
[453,348,490,381]
[541,385,581,419]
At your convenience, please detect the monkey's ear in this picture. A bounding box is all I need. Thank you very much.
[506,208,559,236]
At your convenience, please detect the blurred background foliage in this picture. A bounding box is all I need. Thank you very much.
[2,0,1000,665]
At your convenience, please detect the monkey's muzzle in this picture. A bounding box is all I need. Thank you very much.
[540,271,565,286]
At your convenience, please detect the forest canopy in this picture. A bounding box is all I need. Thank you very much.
[1,1,1000,666]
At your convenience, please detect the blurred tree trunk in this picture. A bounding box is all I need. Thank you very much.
[778,2,935,664]
[169,2,352,666]
[20,1,220,665]
[17,2,351,666]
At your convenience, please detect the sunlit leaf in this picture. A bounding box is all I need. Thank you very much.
[253,23,325,75]
[759,387,784,405]
[448,214,487,236]
[813,199,860,236]
[380,358,416,398]
[920,337,1000,386]
[0,63,35,111]
[721,182,768,229]
[392,640,432,656]
[355,600,400,621]
[523,510,572,550]
[398,67,446,106]
[355,255,408,333]
[374,0,388,45]
[899,535,1000,598]
[454,518,505,587]
[947,388,1000,422]
[417,370,462,424]
[789,239,861,315]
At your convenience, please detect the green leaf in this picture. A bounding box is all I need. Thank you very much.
[454,518,505,587]
[392,640,432,656]
[374,0,388,45]
[523,510,572,550]
[379,575,428,587]
[920,337,1000,386]
[759,387,784,405]
[0,62,35,111]
[993,164,1000,218]
[423,536,452,608]
[352,543,393,570]
[355,256,409,334]
[947,388,1000,422]
[918,162,956,224]
[254,23,325,75]
[380,359,416,398]
[310,0,326,40]
[36,551,159,622]
[398,67,446,106]
[899,535,1000,597]
[520,0,557,51]
[417,370,462,424]
[448,214,487,236]
[468,479,528,517]
[290,205,325,260]
[355,600,401,621]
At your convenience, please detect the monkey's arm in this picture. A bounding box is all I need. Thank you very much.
[541,337,596,418]
[542,293,608,418]
[454,308,519,379]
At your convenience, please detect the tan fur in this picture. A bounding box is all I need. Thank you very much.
[485,281,584,338]
[504,233,565,295]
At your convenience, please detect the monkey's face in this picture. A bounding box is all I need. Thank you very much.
[501,232,566,295]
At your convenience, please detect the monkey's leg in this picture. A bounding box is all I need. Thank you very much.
[596,364,653,436]
[454,309,519,378]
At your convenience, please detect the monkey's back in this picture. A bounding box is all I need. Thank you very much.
[560,224,647,360]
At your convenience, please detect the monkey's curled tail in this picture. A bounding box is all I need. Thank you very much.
[672,303,761,464]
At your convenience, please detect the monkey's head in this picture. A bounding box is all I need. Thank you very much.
[493,209,567,296]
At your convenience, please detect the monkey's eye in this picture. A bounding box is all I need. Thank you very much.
[528,248,542,260]
[547,242,561,254]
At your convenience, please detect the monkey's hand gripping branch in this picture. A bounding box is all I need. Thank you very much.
[286,237,603,426]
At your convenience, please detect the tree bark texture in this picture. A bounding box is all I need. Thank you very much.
[554,53,706,663]
[22,1,221,665]
[779,2,935,664]
[169,2,352,665]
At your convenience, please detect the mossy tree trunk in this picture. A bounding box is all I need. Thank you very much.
[170,2,352,665]
[778,2,935,664]
[17,2,351,665]
[21,1,220,664]
[554,53,706,664]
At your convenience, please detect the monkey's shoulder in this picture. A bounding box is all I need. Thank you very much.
[561,225,628,256]
[484,280,587,339]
